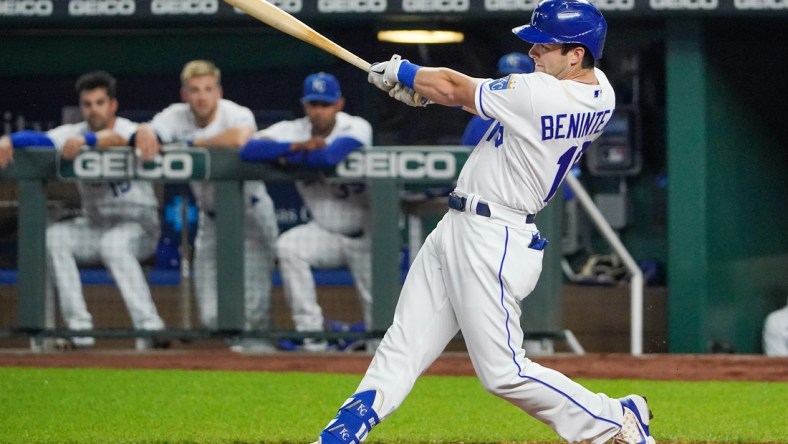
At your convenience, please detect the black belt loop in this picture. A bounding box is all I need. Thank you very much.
[448,192,535,224]
[447,192,466,212]
[344,229,365,239]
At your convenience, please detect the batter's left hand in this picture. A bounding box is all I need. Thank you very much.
[369,63,394,93]
[369,54,406,91]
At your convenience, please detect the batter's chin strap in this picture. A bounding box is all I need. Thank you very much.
[317,390,380,444]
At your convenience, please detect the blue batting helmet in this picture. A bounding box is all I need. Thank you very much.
[512,0,607,60]
[496,52,535,76]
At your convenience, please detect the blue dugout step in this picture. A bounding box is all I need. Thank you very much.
[0,268,409,287]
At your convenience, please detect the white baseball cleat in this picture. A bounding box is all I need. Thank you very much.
[614,395,656,444]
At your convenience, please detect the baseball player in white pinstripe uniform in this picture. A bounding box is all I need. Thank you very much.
[134,60,278,352]
[241,73,373,352]
[314,1,656,443]
[0,71,167,350]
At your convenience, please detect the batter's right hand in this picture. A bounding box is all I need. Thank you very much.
[389,83,431,108]
[0,135,13,168]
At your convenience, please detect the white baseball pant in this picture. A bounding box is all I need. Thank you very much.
[46,212,164,331]
[193,190,278,330]
[357,210,624,443]
[276,221,372,332]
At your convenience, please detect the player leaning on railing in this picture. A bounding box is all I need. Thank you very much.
[0,70,168,351]
[311,1,656,444]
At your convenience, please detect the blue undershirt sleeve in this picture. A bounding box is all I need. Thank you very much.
[282,137,363,168]
[10,131,55,149]
[239,139,292,162]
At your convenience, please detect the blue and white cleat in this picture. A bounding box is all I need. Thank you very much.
[614,395,656,444]
[311,390,380,444]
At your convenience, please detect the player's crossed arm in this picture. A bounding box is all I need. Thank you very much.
[191,125,255,149]
[60,129,128,160]
[0,131,55,168]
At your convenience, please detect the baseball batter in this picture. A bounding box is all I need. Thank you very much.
[134,61,278,349]
[0,71,166,350]
[240,73,373,351]
[314,1,655,444]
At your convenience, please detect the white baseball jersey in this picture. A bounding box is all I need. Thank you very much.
[253,111,373,333]
[460,68,615,213]
[45,117,165,337]
[255,112,373,235]
[48,118,158,220]
[149,98,278,331]
[149,99,258,211]
[354,70,625,444]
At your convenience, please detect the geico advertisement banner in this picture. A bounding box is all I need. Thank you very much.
[57,149,209,180]
[336,150,466,179]
[0,0,784,21]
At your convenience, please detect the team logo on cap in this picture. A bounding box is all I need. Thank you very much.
[311,78,327,93]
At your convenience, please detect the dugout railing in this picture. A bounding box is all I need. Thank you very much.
[0,145,634,353]
[0,145,474,349]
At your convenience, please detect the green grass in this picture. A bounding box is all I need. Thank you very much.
[1,367,786,443]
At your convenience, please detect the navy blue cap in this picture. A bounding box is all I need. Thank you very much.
[497,52,535,75]
[302,72,341,104]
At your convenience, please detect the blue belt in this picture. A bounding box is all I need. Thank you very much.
[448,192,535,224]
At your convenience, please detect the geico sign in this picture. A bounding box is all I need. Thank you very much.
[734,0,786,8]
[233,0,301,13]
[73,151,194,179]
[0,0,53,16]
[319,0,387,12]
[69,0,136,15]
[151,0,218,14]
[337,151,457,179]
[650,0,717,9]
[402,0,469,12]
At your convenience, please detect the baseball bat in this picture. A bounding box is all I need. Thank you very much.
[224,0,372,72]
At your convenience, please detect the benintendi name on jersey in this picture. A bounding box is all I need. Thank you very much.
[540,108,614,141]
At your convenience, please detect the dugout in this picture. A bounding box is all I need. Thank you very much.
[0,2,786,354]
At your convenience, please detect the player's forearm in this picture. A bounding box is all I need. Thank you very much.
[8,131,55,148]
[94,130,129,148]
[239,139,292,161]
[414,68,479,109]
[193,126,255,149]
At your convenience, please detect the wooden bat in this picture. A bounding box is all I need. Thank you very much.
[224,0,372,72]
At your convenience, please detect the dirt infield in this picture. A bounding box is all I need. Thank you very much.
[1,348,786,381]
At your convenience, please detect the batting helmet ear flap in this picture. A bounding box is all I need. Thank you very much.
[512,0,607,60]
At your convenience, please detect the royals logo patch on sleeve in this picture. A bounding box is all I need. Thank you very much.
[488,75,517,91]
